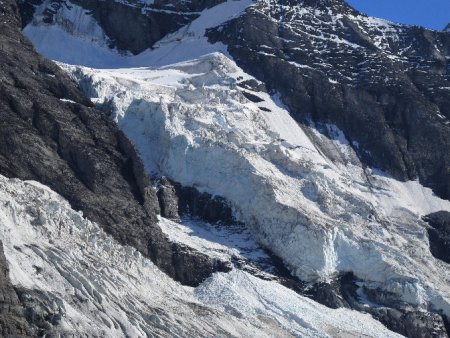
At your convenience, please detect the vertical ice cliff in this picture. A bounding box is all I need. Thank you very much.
[65,55,450,327]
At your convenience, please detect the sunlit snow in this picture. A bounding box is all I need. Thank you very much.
[0,176,402,337]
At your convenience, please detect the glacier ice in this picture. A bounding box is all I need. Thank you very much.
[20,0,450,331]
[0,175,403,337]
[23,0,253,68]
[62,53,450,318]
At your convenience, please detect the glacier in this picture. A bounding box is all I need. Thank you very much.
[0,175,403,337]
[62,53,450,319]
[23,0,253,68]
[18,0,450,335]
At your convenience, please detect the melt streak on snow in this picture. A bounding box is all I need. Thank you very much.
[63,53,450,318]
[0,175,401,337]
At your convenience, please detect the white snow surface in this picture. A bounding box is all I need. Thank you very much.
[20,0,450,329]
[159,216,271,265]
[0,175,402,337]
[23,0,253,68]
[23,1,129,68]
[63,53,450,318]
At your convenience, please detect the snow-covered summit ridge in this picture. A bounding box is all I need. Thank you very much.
[23,0,436,70]
[64,52,450,318]
[0,174,402,337]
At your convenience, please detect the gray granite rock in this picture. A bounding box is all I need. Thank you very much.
[0,242,35,337]
[1,0,227,289]
[423,211,450,264]
[207,0,450,200]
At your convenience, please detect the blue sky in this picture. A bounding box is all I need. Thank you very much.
[345,0,450,31]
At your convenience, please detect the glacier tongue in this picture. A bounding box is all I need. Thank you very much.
[63,52,450,317]
[0,175,403,337]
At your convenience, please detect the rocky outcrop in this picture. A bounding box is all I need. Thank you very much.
[307,273,449,338]
[423,211,450,263]
[70,0,195,54]
[156,175,450,337]
[11,0,450,336]
[16,288,72,337]
[0,242,35,338]
[0,0,226,287]
[372,309,448,338]
[207,0,450,200]
[157,177,235,225]
[16,0,42,27]
[20,0,450,199]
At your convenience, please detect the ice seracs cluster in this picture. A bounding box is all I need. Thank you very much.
[0,175,402,337]
[64,52,450,318]
[16,0,450,335]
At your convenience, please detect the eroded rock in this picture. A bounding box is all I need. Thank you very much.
[423,211,450,263]
[1,0,226,289]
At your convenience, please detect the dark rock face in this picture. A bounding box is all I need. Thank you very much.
[16,288,74,337]
[360,285,449,337]
[0,242,35,337]
[157,177,181,221]
[16,0,42,27]
[372,308,448,338]
[0,0,226,288]
[152,0,225,11]
[207,0,450,200]
[306,273,355,309]
[307,273,450,338]
[71,0,195,55]
[156,243,232,287]
[423,211,450,263]
[157,177,235,225]
[255,266,450,337]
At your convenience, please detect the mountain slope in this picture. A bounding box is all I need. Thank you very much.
[22,0,450,199]
[66,51,450,337]
[3,0,450,336]
[208,0,450,200]
[0,174,407,337]
[0,0,232,290]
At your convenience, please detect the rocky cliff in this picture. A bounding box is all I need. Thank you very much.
[0,241,35,337]
[21,0,450,200]
[0,0,229,292]
[208,0,450,200]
